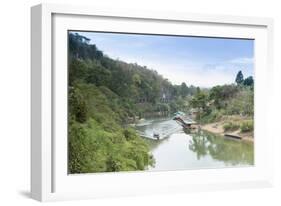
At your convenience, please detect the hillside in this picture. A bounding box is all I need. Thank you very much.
[68,32,196,173]
[68,32,254,173]
[69,33,197,121]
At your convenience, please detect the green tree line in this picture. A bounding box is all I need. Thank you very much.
[68,33,195,173]
[69,33,197,120]
[189,70,254,131]
[68,32,254,173]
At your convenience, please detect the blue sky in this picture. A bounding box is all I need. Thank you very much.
[74,31,254,87]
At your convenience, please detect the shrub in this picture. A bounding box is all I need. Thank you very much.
[68,118,155,173]
[198,109,223,124]
[123,128,137,140]
[240,120,254,133]
[223,122,240,132]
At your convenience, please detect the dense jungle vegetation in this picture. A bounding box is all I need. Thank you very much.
[68,32,254,173]
[68,33,197,173]
[189,70,254,133]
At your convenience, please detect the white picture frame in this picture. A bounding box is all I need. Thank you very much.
[31,3,274,202]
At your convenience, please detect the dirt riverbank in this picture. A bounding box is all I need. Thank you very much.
[201,121,254,143]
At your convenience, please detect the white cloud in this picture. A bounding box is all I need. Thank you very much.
[101,53,253,88]
[228,57,254,64]
[81,33,253,87]
[147,63,236,87]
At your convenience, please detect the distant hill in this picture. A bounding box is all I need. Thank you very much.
[69,32,196,120]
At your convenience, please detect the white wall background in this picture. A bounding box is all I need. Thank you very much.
[0,0,280,205]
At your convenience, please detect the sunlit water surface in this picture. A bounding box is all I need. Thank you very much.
[135,118,254,171]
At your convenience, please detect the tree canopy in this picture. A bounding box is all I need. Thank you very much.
[243,76,254,86]
[67,32,254,173]
[235,70,244,85]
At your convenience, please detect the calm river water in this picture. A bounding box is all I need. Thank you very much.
[135,117,254,171]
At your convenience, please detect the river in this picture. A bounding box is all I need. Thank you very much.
[135,117,254,171]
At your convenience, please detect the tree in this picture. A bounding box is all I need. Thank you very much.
[190,91,209,121]
[180,82,188,97]
[209,85,238,109]
[132,73,142,86]
[209,86,223,109]
[69,87,89,123]
[235,71,244,85]
[243,76,254,86]
[190,91,208,112]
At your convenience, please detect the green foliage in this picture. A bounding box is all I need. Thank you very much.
[180,82,189,97]
[225,87,254,116]
[223,122,240,132]
[240,120,254,133]
[197,84,254,123]
[69,33,103,60]
[69,86,89,123]
[243,76,254,86]
[189,90,210,121]
[67,32,255,173]
[235,70,244,85]
[199,109,223,124]
[209,84,238,109]
[235,70,254,87]
[190,91,208,111]
[68,33,162,173]
[68,118,154,173]
[68,32,194,118]
[69,59,89,86]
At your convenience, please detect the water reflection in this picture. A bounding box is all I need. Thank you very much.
[189,131,254,166]
[188,132,209,160]
[135,118,254,171]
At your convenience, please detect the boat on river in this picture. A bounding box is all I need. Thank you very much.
[153,132,160,140]
[173,115,197,129]
[224,133,242,140]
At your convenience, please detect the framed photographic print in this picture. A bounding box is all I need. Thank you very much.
[31,3,274,201]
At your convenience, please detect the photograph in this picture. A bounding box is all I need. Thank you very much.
[67,31,254,174]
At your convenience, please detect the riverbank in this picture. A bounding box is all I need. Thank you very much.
[201,119,254,143]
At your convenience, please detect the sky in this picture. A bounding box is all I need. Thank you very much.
[73,31,254,88]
